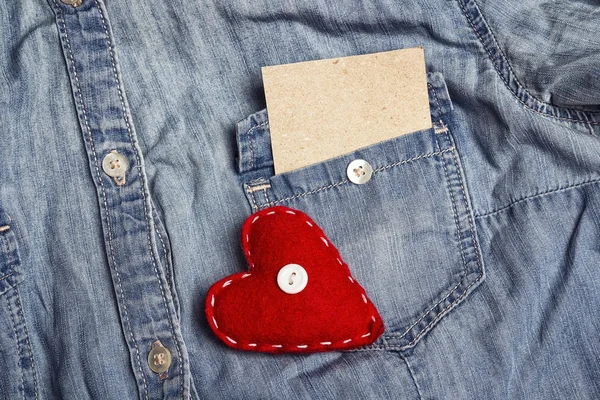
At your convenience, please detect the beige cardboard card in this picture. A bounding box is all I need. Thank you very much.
[262,47,432,174]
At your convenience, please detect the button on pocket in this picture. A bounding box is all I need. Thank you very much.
[347,159,373,184]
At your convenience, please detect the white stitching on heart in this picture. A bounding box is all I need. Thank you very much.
[209,207,378,351]
[225,336,237,344]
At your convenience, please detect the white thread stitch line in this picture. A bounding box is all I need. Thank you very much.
[222,280,232,288]
[343,339,352,344]
[226,336,237,344]
[361,333,371,338]
[373,147,454,173]
[321,237,329,247]
[320,342,332,345]
[245,234,249,243]
[252,216,260,224]
[371,316,376,322]
[337,258,343,265]
[361,294,367,304]
[212,317,218,329]
[242,273,251,278]
[265,148,455,208]
[286,210,296,215]
[211,295,215,307]
[297,345,308,349]
[306,221,313,227]
[348,276,354,283]
[267,211,276,215]
[272,344,283,348]
[248,343,257,347]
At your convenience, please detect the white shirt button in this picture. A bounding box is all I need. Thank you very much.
[147,341,171,374]
[277,264,308,294]
[102,150,129,184]
[347,159,373,184]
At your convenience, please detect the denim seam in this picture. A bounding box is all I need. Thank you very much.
[384,277,463,339]
[154,226,171,293]
[353,345,406,351]
[0,272,12,282]
[475,177,600,218]
[456,0,600,126]
[438,142,468,270]
[6,294,25,399]
[264,148,454,208]
[245,185,260,212]
[95,1,184,395]
[452,147,484,275]
[384,144,468,344]
[15,290,39,400]
[428,82,444,118]
[51,1,149,397]
[245,121,268,171]
[0,230,12,281]
[384,134,484,348]
[400,354,424,400]
[403,144,484,349]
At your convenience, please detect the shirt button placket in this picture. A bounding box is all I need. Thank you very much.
[49,0,190,398]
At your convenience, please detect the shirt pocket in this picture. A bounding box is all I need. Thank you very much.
[0,208,37,398]
[235,72,485,351]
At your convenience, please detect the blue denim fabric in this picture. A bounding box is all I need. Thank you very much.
[1,0,599,398]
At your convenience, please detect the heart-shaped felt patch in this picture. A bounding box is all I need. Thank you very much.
[205,206,384,353]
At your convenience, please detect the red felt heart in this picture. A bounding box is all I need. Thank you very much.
[205,206,384,353]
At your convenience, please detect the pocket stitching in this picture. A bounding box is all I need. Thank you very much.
[262,147,455,209]
[377,135,484,349]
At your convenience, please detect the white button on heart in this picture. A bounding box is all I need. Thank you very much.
[277,264,308,294]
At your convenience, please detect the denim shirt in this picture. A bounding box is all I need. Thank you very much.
[1,0,599,398]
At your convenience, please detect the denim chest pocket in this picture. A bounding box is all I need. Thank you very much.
[235,73,484,351]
